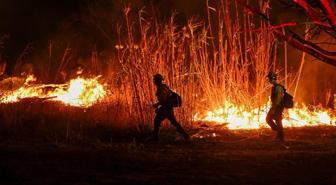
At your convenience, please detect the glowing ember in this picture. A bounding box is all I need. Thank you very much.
[0,75,106,107]
[194,101,336,130]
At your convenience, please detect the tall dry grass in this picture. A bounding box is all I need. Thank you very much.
[0,1,279,142]
[114,0,276,126]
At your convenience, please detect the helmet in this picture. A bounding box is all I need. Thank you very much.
[266,71,277,80]
[153,73,164,81]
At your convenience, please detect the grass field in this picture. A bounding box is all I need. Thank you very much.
[1,126,336,185]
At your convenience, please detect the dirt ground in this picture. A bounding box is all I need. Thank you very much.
[1,127,336,185]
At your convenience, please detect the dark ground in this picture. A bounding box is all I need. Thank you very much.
[1,127,336,185]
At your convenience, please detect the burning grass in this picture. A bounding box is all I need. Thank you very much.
[0,0,335,142]
[0,75,106,107]
[194,101,336,130]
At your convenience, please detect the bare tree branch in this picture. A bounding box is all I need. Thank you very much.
[236,0,336,67]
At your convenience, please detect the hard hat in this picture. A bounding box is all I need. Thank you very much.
[266,71,277,80]
[153,73,164,81]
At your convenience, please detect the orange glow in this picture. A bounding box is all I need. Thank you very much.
[1,75,335,129]
[0,75,106,107]
[193,101,336,129]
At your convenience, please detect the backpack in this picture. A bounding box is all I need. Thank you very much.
[282,87,294,109]
[168,91,182,107]
[273,84,294,109]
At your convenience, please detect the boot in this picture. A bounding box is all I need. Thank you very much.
[276,131,284,142]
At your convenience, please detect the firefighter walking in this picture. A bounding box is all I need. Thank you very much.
[151,73,190,141]
[266,71,286,141]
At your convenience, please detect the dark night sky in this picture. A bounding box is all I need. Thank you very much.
[0,0,81,43]
[0,0,295,52]
[0,0,208,74]
[0,0,207,61]
[0,0,85,65]
[0,0,205,46]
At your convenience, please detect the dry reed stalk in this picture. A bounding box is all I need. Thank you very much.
[113,1,276,126]
[55,45,71,82]
[294,25,310,97]
[46,40,52,82]
[13,43,34,76]
[91,46,99,74]
[283,27,288,88]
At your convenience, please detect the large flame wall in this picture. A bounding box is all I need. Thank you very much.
[0,75,335,129]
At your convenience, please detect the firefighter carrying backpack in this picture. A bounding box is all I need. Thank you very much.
[169,91,182,107]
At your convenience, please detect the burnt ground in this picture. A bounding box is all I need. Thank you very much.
[0,127,336,185]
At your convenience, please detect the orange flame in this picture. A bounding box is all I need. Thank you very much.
[193,101,336,129]
[1,75,335,129]
[0,75,106,107]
